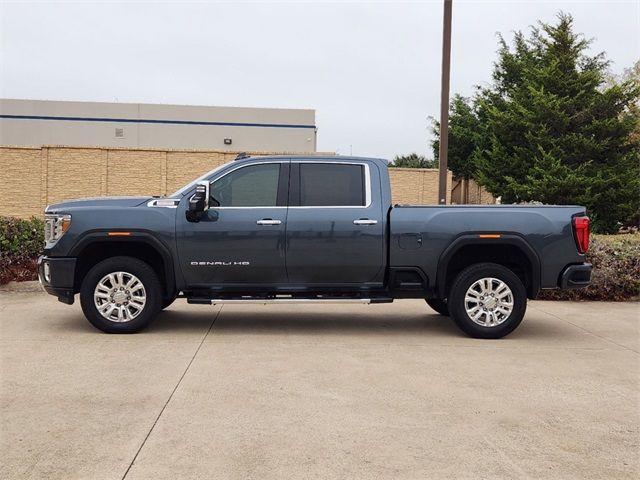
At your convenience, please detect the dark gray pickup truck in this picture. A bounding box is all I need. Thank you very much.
[38,155,592,338]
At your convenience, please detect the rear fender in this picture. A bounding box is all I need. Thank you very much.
[436,234,541,298]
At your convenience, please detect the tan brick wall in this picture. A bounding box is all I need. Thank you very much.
[46,147,104,204]
[106,149,166,197]
[0,146,454,218]
[0,147,42,217]
[388,167,452,204]
[468,181,496,204]
[451,178,496,204]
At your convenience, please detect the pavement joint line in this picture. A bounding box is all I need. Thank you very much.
[530,303,639,355]
[120,306,223,480]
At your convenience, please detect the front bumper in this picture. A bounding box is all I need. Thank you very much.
[37,256,77,304]
[559,263,592,290]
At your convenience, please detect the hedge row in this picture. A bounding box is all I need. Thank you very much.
[0,217,44,284]
[538,234,640,301]
[1,217,638,300]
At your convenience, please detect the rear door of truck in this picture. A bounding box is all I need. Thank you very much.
[284,160,385,286]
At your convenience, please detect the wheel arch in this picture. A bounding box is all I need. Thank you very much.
[436,234,541,299]
[69,231,176,299]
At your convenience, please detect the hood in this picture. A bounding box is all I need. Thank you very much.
[45,196,153,212]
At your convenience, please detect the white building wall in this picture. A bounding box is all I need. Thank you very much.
[0,99,317,152]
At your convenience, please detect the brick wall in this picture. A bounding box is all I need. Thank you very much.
[451,178,496,204]
[387,167,452,205]
[0,145,451,218]
[0,146,43,218]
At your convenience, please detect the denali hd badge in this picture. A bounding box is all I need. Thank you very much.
[191,261,250,266]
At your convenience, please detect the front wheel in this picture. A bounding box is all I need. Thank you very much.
[80,256,162,333]
[448,263,527,339]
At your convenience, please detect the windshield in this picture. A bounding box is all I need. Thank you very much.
[169,162,231,197]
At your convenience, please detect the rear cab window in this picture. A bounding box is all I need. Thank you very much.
[291,163,368,207]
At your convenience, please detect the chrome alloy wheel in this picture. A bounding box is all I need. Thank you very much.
[93,271,146,323]
[464,277,514,327]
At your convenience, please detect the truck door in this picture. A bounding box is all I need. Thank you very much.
[285,161,385,286]
[176,161,289,288]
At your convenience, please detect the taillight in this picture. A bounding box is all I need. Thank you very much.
[573,216,590,254]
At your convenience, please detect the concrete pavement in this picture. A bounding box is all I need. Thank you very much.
[1,289,638,479]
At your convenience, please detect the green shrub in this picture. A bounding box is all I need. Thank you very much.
[538,234,640,301]
[0,216,44,284]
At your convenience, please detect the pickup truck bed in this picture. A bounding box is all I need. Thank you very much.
[390,205,588,297]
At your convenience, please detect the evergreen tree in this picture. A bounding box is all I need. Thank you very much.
[431,94,482,180]
[436,13,639,232]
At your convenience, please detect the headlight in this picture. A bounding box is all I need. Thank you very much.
[44,214,72,243]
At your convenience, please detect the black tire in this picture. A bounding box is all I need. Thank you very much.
[80,256,162,333]
[426,298,449,316]
[448,262,527,339]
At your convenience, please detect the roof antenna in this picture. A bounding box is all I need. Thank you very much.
[235,152,249,161]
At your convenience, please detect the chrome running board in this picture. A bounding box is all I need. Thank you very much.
[187,296,393,305]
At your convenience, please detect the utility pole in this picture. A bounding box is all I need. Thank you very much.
[438,0,453,204]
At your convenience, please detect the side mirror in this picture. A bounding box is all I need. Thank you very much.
[188,181,210,213]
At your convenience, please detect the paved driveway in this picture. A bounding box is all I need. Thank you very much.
[1,288,638,479]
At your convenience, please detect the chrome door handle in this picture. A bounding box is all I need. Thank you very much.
[353,219,378,225]
[256,219,282,226]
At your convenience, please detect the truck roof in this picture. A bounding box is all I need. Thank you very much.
[235,154,390,165]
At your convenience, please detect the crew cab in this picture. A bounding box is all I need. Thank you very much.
[38,155,592,338]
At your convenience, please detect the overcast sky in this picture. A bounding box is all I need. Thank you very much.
[1,0,638,158]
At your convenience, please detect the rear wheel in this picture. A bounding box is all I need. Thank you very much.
[426,298,449,316]
[80,256,162,333]
[448,262,527,339]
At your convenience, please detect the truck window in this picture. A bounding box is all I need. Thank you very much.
[299,163,365,206]
[210,163,280,207]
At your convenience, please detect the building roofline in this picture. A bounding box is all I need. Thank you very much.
[0,97,315,113]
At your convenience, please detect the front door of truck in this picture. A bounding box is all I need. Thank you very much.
[284,161,385,286]
[176,161,289,288]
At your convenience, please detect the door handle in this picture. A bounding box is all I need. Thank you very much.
[256,219,282,226]
[353,219,378,225]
